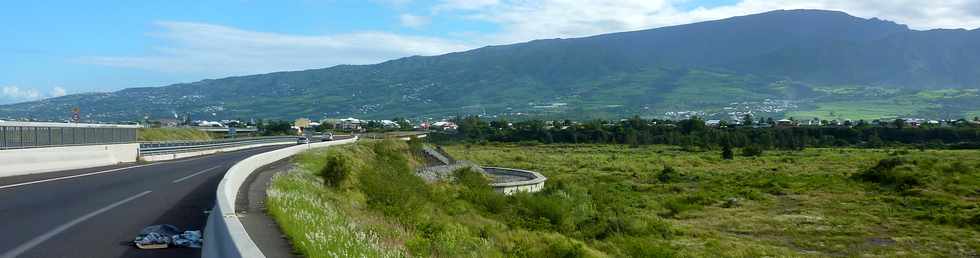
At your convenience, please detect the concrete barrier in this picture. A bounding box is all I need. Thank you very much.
[202,137,358,258]
[140,141,294,162]
[0,143,139,178]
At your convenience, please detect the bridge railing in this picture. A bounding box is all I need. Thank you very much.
[139,136,300,155]
[0,122,138,150]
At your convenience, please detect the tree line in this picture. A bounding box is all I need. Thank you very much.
[435,116,980,150]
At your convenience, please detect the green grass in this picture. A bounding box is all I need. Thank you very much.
[266,169,405,258]
[137,128,214,141]
[914,89,980,99]
[445,144,980,257]
[269,141,980,257]
[785,100,936,120]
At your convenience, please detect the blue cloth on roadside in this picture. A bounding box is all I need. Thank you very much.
[133,224,202,249]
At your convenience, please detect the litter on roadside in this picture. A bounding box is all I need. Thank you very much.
[133,224,203,249]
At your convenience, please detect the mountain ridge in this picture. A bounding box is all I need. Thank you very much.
[3,9,980,122]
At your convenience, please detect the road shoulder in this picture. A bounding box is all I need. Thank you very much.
[237,157,298,258]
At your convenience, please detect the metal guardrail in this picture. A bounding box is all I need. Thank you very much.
[139,136,300,155]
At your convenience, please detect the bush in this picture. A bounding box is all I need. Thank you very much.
[721,145,734,160]
[407,221,493,257]
[511,193,575,231]
[455,168,508,213]
[853,157,923,191]
[358,140,430,219]
[612,237,675,258]
[318,150,354,187]
[657,166,681,183]
[942,161,974,174]
[660,197,696,218]
[498,230,588,258]
[741,145,764,157]
[407,136,425,154]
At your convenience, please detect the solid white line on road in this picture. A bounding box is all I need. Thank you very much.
[172,165,224,183]
[0,190,153,258]
[0,164,154,191]
[0,144,278,191]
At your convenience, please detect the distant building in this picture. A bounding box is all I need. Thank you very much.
[775,119,795,127]
[431,121,458,131]
[157,118,179,127]
[335,117,364,131]
[195,120,224,127]
[378,120,400,129]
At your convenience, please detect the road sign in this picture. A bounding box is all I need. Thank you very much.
[71,107,80,123]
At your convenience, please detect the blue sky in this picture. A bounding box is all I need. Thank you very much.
[3,0,980,104]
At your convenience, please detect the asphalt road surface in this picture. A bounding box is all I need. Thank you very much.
[0,145,288,258]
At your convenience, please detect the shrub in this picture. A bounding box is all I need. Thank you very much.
[455,168,508,213]
[358,140,430,219]
[318,150,354,187]
[612,237,675,258]
[942,161,973,174]
[741,145,764,157]
[660,197,694,218]
[498,230,588,258]
[407,136,425,154]
[511,193,574,231]
[407,221,493,257]
[853,157,923,191]
[721,145,734,160]
[617,215,673,238]
[657,166,681,183]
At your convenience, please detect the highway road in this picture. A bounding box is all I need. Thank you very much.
[0,145,289,258]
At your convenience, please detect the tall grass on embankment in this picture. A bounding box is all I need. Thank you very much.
[138,128,214,141]
[269,140,980,257]
[266,140,608,258]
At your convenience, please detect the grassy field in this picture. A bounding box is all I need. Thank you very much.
[785,100,931,121]
[137,128,214,141]
[269,141,980,257]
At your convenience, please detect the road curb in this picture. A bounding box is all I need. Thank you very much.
[202,137,357,258]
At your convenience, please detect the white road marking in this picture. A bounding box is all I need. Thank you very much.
[172,165,223,183]
[0,190,153,258]
[0,164,154,191]
[0,143,279,190]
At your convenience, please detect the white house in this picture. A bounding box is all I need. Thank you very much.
[335,117,364,131]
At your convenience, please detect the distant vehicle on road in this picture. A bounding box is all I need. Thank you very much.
[296,137,310,145]
[321,133,334,141]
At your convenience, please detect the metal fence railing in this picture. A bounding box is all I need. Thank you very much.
[139,136,299,156]
[1,123,139,150]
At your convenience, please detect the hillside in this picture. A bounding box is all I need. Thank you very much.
[3,9,980,121]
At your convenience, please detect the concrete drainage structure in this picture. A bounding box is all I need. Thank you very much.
[416,146,546,195]
[483,167,547,195]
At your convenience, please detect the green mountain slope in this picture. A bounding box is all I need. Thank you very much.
[3,9,980,121]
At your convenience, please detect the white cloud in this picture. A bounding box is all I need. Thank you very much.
[434,0,500,12]
[81,1,980,79]
[51,87,67,97]
[82,21,475,76]
[400,14,431,28]
[0,85,67,104]
[441,0,980,44]
[2,86,41,101]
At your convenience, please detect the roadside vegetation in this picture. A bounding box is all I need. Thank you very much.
[269,139,979,257]
[441,115,980,151]
[137,128,214,141]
